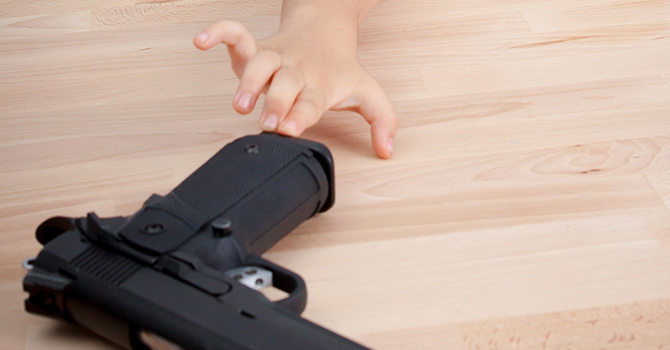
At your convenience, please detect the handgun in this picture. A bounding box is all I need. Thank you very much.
[22,133,371,350]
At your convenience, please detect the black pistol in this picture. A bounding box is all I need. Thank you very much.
[23,133,370,350]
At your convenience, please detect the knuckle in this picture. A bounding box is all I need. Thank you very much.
[253,49,281,68]
[275,68,305,90]
[264,93,293,114]
[298,91,326,116]
[216,21,243,39]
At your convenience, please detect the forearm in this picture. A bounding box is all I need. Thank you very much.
[277,0,379,55]
[280,0,379,29]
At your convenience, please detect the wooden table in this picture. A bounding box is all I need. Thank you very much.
[2,1,669,349]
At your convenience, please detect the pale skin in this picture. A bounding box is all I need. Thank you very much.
[193,0,398,159]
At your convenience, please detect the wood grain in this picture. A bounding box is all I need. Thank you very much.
[1,0,669,349]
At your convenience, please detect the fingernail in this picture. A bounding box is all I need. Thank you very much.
[196,32,209,43]
[261,114,278,131]
[279,121,299,136]
[237,93,252,110]
[387,138,394,156]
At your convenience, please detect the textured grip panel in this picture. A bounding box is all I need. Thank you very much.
[171,134,306,220]
[119,133,332,255]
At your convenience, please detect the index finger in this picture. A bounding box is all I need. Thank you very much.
[194,21,258,71]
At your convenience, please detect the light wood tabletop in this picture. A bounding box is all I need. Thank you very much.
[2,0,670,349]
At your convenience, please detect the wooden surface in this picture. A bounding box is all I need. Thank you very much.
[2,0,670,349]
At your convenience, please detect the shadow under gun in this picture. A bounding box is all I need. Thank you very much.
[23,133,371,350]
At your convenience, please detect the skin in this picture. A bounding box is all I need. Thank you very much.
[193,0,398,159]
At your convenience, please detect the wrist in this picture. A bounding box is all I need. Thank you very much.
[279,0,379,33]
[277,2,360,52]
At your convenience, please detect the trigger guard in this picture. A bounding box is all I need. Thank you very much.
[245,255,307,315]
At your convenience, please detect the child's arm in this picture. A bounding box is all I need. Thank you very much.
[194,0,398,159]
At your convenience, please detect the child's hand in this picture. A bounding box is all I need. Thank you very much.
[193,8,397,159]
